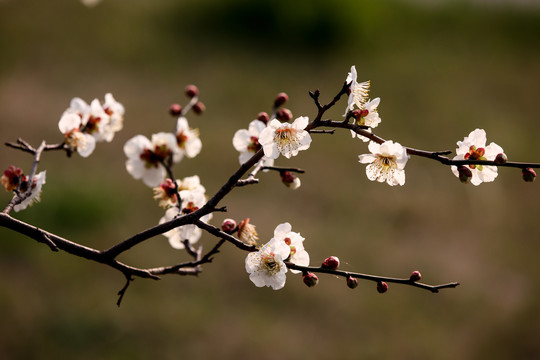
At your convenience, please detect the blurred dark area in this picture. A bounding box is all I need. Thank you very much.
[1,0,540,359]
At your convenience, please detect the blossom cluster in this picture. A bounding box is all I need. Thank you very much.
[245,222,309,290]
[58,93,124,157]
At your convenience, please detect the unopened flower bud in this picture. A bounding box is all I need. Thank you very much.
[377,281,388,294]
[169,104,182,117]
[280,171,301,190]
[410,270,422,282]
[346,276,358,289]
[274,92,288,108]
[276,108,292,122]
[303,272,319,287]
[185,84,199,98]
[522,167,536,182]
[494,153,507,165]
[221,218,237,234]
[1,165,23,192]
[321,256,340,270]
[256,112,269,124]
[237,218,258,246]
[458,166,473,184]
[192,101,205,114]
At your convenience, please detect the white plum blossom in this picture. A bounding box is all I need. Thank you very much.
[175,117,202,160]
[350,97,382,142]
[358,140,409,186]
[245,237,291,290]
[159,190,212,250]
[272,222,309,274]
[451,129,504,186]
[13,171,46,212]
[258,117,312,159]
[233,119,274,167]
[58,113,96,157]
[153,175,206,209]
[101,93,124,142]
[344,65,371,116]
[123,132,180,187]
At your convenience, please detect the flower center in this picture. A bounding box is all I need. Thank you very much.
[273,128,299,153]
[177,131,188,148]
[377,154,397,170]
[261,252,280,275]
[182,201,199,214]
[84,116,101,134]
[66,130,87,150]
[139,145,172,168]
[464,146,486,170]
[247,136,261,152]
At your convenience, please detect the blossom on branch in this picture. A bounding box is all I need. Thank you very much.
[101,93,125,141]
[245,237,291,290]
[358,140,409,186]
[123,133,180,187]
[12,171,47,212]
[272,222,309,274]
[58,113,96,157]
[451,129,504,186]
[350,98,382,142]
[153,175,206,208]
[175,117,202,161]
[258,117,312,159]
[159,190,212,249]
[233,119,274,167]
[344,65,371,116]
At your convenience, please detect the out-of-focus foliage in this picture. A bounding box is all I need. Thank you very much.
[1,0,540,359]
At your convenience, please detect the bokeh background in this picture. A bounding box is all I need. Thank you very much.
[1,0,540,359]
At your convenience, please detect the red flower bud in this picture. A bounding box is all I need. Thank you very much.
[274,92,289,108]
[321,256,340,270]
[303,272,319,287]
[522,168,536,182]
[410,270,422,282]
[494,153,508,165]
[458,166,473,184]
[377,281,388,293]
[221,218,237,234]
[256,112,269,124]
[169,104,182,117]
[192,101,205,115]
[276,108,292,122]
[185,84,199,98]
[346,276,358,289]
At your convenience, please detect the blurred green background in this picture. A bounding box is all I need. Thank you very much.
[1,0,540,359]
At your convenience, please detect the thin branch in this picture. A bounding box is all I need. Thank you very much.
[285,262,459,293]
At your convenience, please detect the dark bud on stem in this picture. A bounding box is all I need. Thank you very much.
[377,281,388,294]
[303,272,319,287]
[256,112,270,124]
[192,101,205,115]
[410,270,422,282]
[346,276,358,289]
[169,104,182,117]
[494,153,508,165]
[321,256,340,270]
[221,218,237,234]
[458,166,473,184]
[185,84,199,98]
[522,167,536,182]
[274,92,288,108]
[276,108,292,122]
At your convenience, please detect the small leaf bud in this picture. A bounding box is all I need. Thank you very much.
[522,167,536,182]
[494,153,508,165]
[321,256,340,270]
[192,101,205,115]
[377,281,388,294]
[458,166,473,184]
[221,218,237,234]
[303,272,319,287]
[280,171,301,190]
[276,108,292,122]
[256,112,269,124]
[169,104,182,117]
[346,276,358,289]
[185,84,199,98]
[410,270,422,282]
[273,92,288,108]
